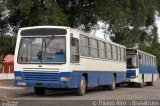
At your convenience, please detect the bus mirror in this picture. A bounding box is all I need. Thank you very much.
[71,37,76,46]
[139,54,141,59]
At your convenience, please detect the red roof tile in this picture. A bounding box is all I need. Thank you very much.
[4,55,14,63]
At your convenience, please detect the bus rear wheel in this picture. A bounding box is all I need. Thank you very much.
[138,77,144,88]
[146,75,153,86]
[76,76,87,96]
[34,87,45,95]
[108,76,116,91]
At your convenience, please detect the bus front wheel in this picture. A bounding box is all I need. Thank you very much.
[34,87,45,95]
[108,76,116,91]
[76,76,87,96]
[138,77,144,88]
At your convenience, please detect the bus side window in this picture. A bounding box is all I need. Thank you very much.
[71,37,80,63]
[139,53,142,64]
[106,43,112,60]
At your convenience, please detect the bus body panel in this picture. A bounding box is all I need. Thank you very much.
[139,64,157,74]
[14,71,126,88]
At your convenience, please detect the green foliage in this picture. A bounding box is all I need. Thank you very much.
[0,35,16,64]
[0,35,16,55]
[139,26,160,71]
[157,0,160,16]
[96,0,157,46]
[57,0,97,31]
[7,0,68,32]
[0,1,8,36]
[0,4,2,13]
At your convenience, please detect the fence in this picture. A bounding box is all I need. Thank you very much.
[0,62,14,80]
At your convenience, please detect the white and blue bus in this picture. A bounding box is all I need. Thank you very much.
[14,26,126,95]
[126,48,158,87]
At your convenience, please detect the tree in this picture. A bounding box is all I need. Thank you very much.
[96,0,157,46]
[7,0,68,33]
[0,35,16,66]
[0,1,8,36]
[57,0,97,31]
[0,48,4,67]
[0,35,16,54]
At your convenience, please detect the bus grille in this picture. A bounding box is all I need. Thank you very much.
[22,72,59,82]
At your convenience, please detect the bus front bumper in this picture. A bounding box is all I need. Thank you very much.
[14,80,73,88]
[14,71,80,89]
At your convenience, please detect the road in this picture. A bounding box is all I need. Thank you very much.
[0,79,160,106]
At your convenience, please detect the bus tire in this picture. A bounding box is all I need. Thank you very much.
[116,83,120,87]
[150,75,154,86]
[34,87,45,95]
[103,85,108,90]
[138,77,144,88]
[128,82,134,87]
[76,76,87,96]
[108,76,116,91]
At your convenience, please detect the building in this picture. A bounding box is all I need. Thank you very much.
[0,54,14,80]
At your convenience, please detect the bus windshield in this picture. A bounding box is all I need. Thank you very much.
[18,36,66,64]
[127,54,138,68]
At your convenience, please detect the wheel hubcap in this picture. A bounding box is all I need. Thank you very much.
[112,77,115,88]
[81,79,86,93]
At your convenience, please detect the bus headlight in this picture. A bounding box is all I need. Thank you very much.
[15,76,22,80]
[60,77,72,81]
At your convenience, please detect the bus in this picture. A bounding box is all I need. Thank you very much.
[126,48,158,87]
[14,26,126,96]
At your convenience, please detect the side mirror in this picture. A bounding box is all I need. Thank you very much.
[71,37,76,46]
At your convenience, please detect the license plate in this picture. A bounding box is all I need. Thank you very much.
[17,82,26,86]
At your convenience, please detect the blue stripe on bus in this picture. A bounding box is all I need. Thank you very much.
[14,71,126,88]
[139,64,157,74]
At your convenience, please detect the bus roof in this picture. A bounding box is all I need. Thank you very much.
[126,48,156,58]
[18,26,125,48]
[19,26,70,30]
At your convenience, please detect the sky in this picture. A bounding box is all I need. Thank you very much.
[91,22,111,40]
[92,18,160,42]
